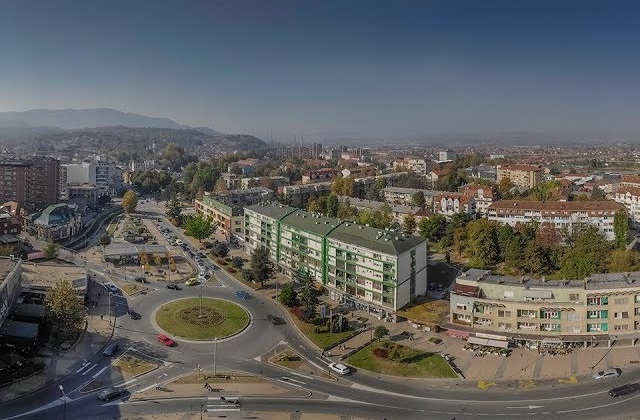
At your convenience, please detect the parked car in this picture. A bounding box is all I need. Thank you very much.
[328,362,351,375]
[97,387,125,401]
[593,368,621,380]
[133,276,147,283]
[102,342,119,357]
[156,334,176,347]
[234,290,250,299]
[128,309,141,320]
[175,239,183,246]
[104,283,119,293]
[166,283,181,290]
[266,315,284,325]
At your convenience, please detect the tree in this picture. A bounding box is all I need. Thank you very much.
[43,241,59,260]
[614,210,629,249]
[559,226,611,279]
[122,190,138,214]
[139,250,149,269]
[168,257,177,272]
[418,215,447,242]
[250,247,274,288]
[295,268,317,308]
[0,244,15,257]
[498,177,514,196]
[464,219,499,268]
[591,187,606,201]
[610,249,640,272]
[99,234,111,246]
[326,194,339,218]
[153,254,162,267]
[166,196,182,221]
[278,283,299,307]
[45,280,87,344]
[307,196,327,214]
[231,256,244,269]
[183,215,218,240]
[411,191,426,207]
[402,214,417,235]
[374,325,389,340]
[330,177,355,197]
[213,242,229,258]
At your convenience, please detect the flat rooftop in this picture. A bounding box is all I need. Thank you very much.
[0,257,19,285]
[20,262,87,291]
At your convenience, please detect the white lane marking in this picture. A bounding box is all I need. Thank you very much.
[136,383,158,393]
[82,364,97,375]
[277,379,302,388]
[290,372,313,380]
[207,407,240,412]
[92,365,109,379]
[506,405,544,409]
[113,378,137,387]
[284,377,305,385]
[555,391,640,414]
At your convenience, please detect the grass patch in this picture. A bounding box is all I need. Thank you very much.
[347,341,457,378]
[397,298,450,326]
[113,355,157,376]
[155,298,249,340]
[272,350,304,369]
[289,313,356,349]
[121,283,148,296]
[173,373,261,384]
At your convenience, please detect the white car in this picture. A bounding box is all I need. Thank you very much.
[104,283,119,293]
[328,362,351,375]
[592,368,621,380]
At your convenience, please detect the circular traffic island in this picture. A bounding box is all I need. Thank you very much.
[155,298,250,340]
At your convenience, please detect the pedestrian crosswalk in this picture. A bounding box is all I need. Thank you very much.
[205,396,241,414]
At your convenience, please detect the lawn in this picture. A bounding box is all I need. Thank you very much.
[121,283,148,296]
[272,350,305,369]
[289,312,357,349]
[347,340,458,378]
[173,373,262,384]
[398,299,450,326]
[155,298,250,340]
[113,354,157,377]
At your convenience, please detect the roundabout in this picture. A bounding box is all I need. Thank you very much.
[154,297,250,340]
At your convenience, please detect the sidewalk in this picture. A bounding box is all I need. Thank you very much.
[0,278,114,403]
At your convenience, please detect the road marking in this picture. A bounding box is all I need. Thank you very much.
[277,379,302,388]
[282,377,305,385]
[506,405,544,409]
[113,378,138,387]
[92,365,109,379]
[82,364,97,375]
[136,383,158,393]
[290,372,313,380]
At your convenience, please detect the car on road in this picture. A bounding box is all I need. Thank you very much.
[133,276,148,283]
[593,368,621,380]
[128,309,141,320]
[102,342,119,357]
[328,362,351,375]
[609,383,640,397]
[104,283,119,293]
[185,278,200,286]
[166,283,181,290]
[266,315,284,325]
[97,387,125,401]
[234,290,250,299]
[156,334,176,347]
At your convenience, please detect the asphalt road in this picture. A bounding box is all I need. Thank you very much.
[4,203,640,420]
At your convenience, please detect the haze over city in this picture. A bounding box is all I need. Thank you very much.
[2,0,640,140]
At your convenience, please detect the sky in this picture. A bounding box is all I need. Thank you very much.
[1,0,640,140]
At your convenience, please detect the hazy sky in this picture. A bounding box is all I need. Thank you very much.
[1,0,640,138]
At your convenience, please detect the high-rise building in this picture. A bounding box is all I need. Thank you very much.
[0,156,60,213]
[311,143,323,160]
[496,164,543,189]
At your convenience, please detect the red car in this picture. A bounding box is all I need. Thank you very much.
[156,334,176,347]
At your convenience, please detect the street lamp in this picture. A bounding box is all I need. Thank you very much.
[199,282,204,318]
[213,337,218,376]
[58,385,66,420]
[108,292,113,326]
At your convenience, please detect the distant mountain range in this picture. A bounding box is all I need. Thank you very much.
[0,108,221,139]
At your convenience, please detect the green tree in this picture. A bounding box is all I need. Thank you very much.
[99,234,111,246]
[613,210,629,249]
[465,219,499,268]
[250,247,274,288]
[559,227,611,279]
[610,249,640,272]
[522,242,554,275]
[411,191,426,207]
[307,196,327,214]
[231,256,244,269]
[374,325,389,340]
[529,180,561,202]
[326,194,339,218]
[278,283,299,307]
[153,254,162,266]
[590,187,606,201]
[183,215,219,240]
[166,196,182,220]
[45,280,87,344]
[402,214,417,235]
[0,244,15,257]
[168,257,176,272]
[330,177,355,197]
[418,214,447,241]
[122,190,138,214]
[213,242,229,258]
[43,240,59,260]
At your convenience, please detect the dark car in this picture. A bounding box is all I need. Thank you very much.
[266,315,284,325]
[609,383,640,397]
[97,387,125,401]
[103,342,119,357]
[133,276,147,283]
[128,309,141,320]
[166,284,181,290]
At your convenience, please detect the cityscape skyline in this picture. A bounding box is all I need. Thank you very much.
[2,0,640,139]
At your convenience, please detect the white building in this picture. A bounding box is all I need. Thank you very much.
[438,150,457,162]
[487,200,624,241]
[613,187,640,229]
[435,193,477,217]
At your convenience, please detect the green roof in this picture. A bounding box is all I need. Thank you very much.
[34,204,76,227]
[245,203,297,221]
[280,211,344,236]
[328,223,426,256]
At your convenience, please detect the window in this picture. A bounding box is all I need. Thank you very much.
[613,324,629,331]
[497,310,511,317]
[614,312,629,319]
[456,303,468,311]
[497,322,512,331]
[569,293,580,301]
[567,313,581,321]
[588,311,600,319]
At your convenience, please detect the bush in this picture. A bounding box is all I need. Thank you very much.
[373,347,388,359]
[227,267,237,273]
[278,284,299,307]
[231,256,245,269]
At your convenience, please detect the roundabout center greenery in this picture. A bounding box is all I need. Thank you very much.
[155,298,249,340]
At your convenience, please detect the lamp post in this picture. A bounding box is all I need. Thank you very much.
[200,403,204,420]
[59,385,66,420]
[213,337,218,376]
[199,282,203,318]
[108,292,113,326]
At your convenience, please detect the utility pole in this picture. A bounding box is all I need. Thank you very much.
[199,282,203,318]
[59,385,66,420]
[108,292,113,326]
[214,337,218,376]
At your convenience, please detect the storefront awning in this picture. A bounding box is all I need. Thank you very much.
[467,336,510,348]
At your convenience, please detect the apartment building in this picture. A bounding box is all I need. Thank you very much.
[613,186,640,228]
[0,157,60,213]
[438,150,457,162]
[217,187,273,207]
[62,161,122,198]
[434,193,476,217]
[487,200,624,241]
[393,158,429,175]
[281,182,332,208]
[458,184,496,216]
[449,268,640,346]
[382,187,440,207]
[194,193,244,237]
[243,203,427,315]
[497,164,543,189]
[240,176,290,190]
[301,169,339,184]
